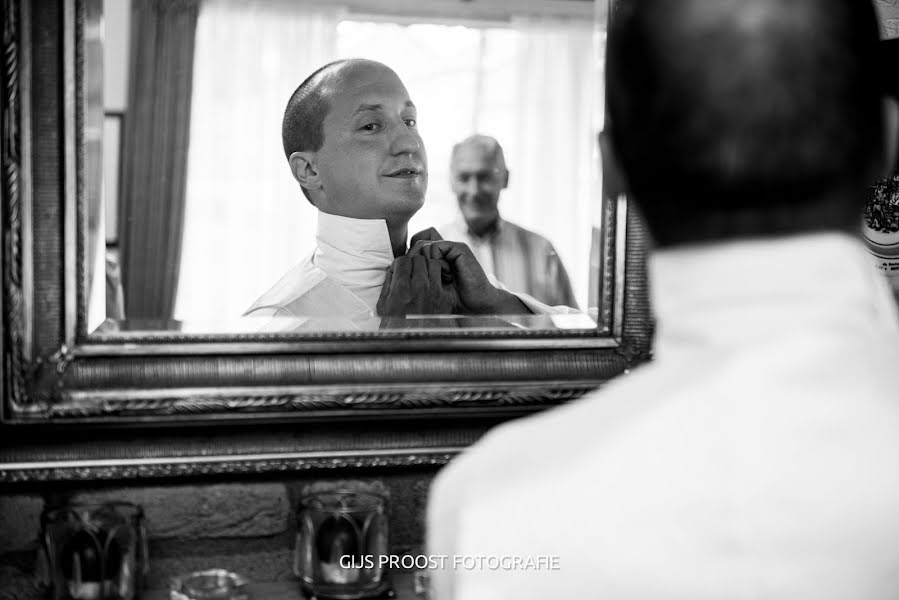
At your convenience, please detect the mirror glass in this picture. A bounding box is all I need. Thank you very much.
[86,0,607,335]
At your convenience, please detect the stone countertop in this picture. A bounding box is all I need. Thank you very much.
[142,571,421,600]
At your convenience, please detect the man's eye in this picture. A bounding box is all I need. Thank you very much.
[361,123,381,131]
[404,118,417,128]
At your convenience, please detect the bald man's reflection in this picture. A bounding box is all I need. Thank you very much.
[243,58,428,327]
[244,59,565,330]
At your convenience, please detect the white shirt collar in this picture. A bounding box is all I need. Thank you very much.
[312,211,395,305]
[650,232,899,359]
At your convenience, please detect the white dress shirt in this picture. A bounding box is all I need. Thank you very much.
[244,212,393,329]
[427,232,899,600]
[244,212,571,330]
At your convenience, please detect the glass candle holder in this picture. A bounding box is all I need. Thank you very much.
[293,490,391,600]
[170,569,251,600]
[39,501,149,600]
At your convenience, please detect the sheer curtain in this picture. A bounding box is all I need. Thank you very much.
[174,0,342,324]
[502,16,599,309]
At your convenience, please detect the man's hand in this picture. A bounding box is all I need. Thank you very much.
[409,227,444,246]
[408,240,530,315]
[376,254,454,317]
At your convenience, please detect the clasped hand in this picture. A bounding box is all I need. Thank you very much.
[376,228,511,317]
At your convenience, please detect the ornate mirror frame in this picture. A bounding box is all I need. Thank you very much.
[0,0,651,483]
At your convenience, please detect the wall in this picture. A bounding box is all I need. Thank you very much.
[0,468,438,597]
[875,0,899,38]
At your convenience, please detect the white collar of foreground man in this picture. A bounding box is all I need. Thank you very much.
[649,231,899,360]
[312,211,395,297]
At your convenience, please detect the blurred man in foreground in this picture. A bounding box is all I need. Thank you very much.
[427,0,899,597]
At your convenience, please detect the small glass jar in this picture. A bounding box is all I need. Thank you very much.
[170,569,251,600]
[293,490,391,600]
[38,501,149,600]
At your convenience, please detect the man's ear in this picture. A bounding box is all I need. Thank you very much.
[882,96,899,179]
[288,151,322,192]
[501,169,510,189]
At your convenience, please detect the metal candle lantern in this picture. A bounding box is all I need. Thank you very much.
[39,501,149,600]
[293,490,391,600]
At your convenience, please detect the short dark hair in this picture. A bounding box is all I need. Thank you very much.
[282,59,350,160]
[607,0,883,246]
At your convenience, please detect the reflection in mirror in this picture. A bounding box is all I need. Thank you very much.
[87,0,606,334]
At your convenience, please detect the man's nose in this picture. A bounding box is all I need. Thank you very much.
[390,125,421,156]
[463,177,479,198]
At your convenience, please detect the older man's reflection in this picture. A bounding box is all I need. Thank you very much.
[440,135,577,307]
[243,58,430,325]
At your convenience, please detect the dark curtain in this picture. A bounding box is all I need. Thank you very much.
[119,0,199,320]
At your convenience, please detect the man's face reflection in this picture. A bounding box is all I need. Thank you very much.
[450,144,508,236]
[315,63,428,222]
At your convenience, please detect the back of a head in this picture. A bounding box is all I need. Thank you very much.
[606,0,883,246]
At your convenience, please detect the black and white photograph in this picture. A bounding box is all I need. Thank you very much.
[1,0,899,597]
